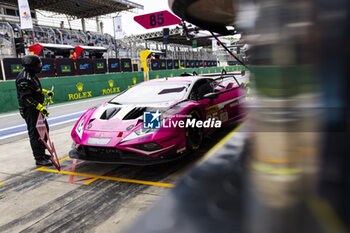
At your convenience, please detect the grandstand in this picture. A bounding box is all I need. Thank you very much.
[0,1,143,58]
[0,1,245,81]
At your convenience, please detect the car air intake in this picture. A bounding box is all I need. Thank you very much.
[123,107,147,120]
[100,107,121,120]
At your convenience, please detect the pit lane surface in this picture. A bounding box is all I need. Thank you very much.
[0,96,240,232]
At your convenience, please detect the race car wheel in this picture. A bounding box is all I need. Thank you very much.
[186,109,203,151]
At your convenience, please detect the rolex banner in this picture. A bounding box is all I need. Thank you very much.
[114,16,123,39]
[18,0,33,29]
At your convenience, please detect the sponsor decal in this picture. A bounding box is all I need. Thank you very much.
[138,135,151,142]
[108,79,114,88]
[205,105,219,115]
[96,62,104,69]
[61,65,71,73]
[42,64,51,71]
[127,77,137,89]
[68,82,93,100]
[220,112,229,122]
[11,64,23,73]
[124,62,130,68]
[76,82,83,92]
[79,63,89,70]
[111,62,119,68]
[102,80,120,95]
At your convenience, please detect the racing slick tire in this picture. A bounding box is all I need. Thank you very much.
[185,109,203,151]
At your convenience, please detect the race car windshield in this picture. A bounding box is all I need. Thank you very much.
[110,82,190,104]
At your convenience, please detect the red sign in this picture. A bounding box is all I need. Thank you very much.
[36,113,61,171]
[134,10,181,29]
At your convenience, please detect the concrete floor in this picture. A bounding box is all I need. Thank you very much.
[0,121,236,232]
[0,124,184,232]
[0,88,242,232]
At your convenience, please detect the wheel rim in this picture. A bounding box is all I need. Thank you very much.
[187,111,202,148]
[188,126,202,146]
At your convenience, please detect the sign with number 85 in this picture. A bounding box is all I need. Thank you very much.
[134,10,181,29]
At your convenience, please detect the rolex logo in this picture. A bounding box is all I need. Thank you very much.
[76,82,84,92]
[132,77,137,85]
[108,79,114,88]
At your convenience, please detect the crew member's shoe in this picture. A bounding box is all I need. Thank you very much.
[35,159,53,166]
[43,154,52,160]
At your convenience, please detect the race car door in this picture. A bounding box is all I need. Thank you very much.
[189,78,244,124]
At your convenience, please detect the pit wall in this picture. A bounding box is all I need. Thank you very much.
[0,66,245,114]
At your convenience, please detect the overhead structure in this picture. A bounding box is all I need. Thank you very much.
[126,28,212,47]
[0,0,143,18]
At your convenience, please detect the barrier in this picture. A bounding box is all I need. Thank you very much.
[149,66,230,79]
[76,58,93,75]
[0,60,3,81]
[1,57,224,81]
[0,66,244,113]
[121,58,132,72]
[2,58,23,80]
[151,59,160,70]
[93,59,107,74]
[108,58,120,73]
[180,60,185,68]
[56,58,75,77]
[174,60,179,69]
[167,59,173,69]
[160,59,167,70]
[0,72,144,113]
[38,58,55,78]
[190,60,195,68]
[195,60,200,68]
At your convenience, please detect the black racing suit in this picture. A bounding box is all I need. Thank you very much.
[16,69,48,160]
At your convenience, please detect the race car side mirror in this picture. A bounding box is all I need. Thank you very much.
[203,92,219,103]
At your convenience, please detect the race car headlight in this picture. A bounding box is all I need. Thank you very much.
[120,128,157,143]
[133,142,162,152]
[134,128,157,136]
[75,117,85,140]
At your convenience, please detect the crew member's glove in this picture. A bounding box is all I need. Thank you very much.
[42,89,54,104]
[42,89,54,97]
[36,103,50,117]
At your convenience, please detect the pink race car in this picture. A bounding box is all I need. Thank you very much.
[69,74,246,165]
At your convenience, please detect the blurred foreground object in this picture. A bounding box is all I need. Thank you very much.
[127,0,350,232]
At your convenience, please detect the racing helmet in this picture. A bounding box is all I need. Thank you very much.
[22,54,42,73]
